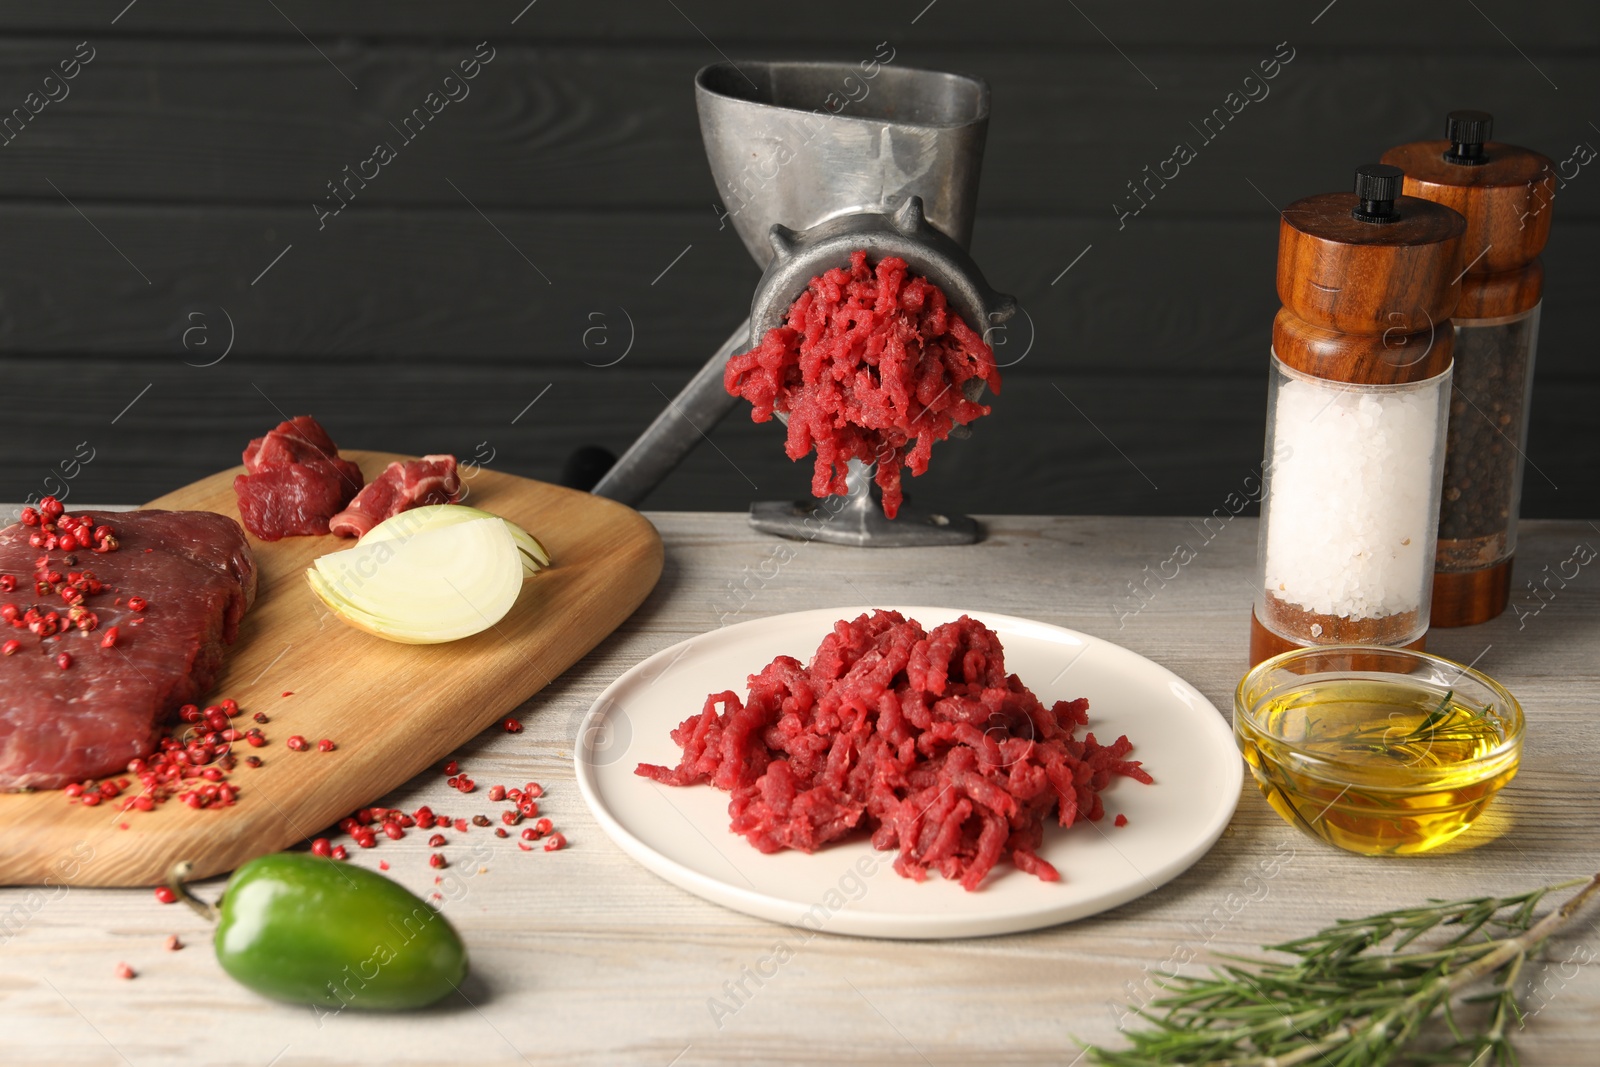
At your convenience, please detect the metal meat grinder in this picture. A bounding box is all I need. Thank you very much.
[591,60,1018,547]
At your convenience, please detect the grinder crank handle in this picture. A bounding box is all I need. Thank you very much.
[590,317,751,507]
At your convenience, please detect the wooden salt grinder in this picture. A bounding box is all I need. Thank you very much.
[1382,111,1556,627]
[1249,164,1465,666]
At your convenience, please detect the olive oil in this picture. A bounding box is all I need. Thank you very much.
[1237,679,1520,855]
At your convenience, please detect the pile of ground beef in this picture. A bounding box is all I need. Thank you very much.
[724,251,1001,519]
[637,611,1149,891]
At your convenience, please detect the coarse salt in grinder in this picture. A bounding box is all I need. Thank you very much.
[1249,163,1465,667]
[1381,111,1556,627]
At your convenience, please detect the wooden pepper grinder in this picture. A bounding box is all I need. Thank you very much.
[1381,111,1556,627]
[1249,164,1465,667]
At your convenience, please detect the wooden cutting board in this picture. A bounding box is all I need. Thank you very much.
[1,452,662,887]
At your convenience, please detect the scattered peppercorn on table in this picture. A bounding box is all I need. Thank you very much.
[3,510,1597,1066]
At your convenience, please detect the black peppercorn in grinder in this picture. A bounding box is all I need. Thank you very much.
[1381,111,1555,627]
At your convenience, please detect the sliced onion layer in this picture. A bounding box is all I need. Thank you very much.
[359,504,550,575]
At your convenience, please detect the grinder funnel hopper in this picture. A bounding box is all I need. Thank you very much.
[592,60,1016,546]
[698,61,990,267]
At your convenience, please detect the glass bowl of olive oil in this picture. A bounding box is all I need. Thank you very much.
[1235,647,1523,856]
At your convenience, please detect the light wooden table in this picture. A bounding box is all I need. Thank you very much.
[4,513,1598,1067]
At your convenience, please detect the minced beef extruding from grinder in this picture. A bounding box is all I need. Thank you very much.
[637,611,1150,891]
[724,251,1001,519]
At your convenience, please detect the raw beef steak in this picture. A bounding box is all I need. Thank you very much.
[0,510,257,791]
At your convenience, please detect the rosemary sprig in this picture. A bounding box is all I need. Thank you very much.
[1336,690,1496,760]
[1087,873,1600,1066]
[1385,688,1457,747]
[1382,689,1498,752]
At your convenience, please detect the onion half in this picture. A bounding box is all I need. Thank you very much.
[307,515,532,644]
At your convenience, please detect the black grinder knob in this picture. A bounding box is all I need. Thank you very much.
[1444,109,1494,165]
[1351,163,1404,224]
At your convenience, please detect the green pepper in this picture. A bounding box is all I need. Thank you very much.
[199,853,468,1010]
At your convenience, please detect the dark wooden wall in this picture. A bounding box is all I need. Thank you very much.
[1,2,1595,519]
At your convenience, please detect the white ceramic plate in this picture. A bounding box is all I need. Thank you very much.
[575,607,1241,939]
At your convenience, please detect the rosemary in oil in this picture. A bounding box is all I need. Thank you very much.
[1237,680,1519,855]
